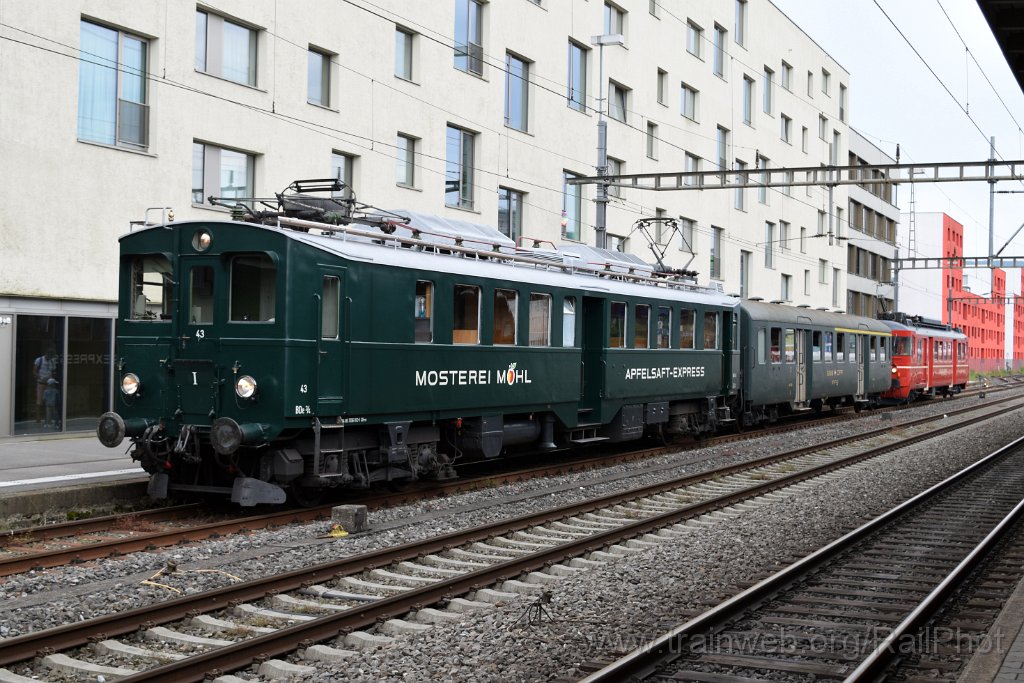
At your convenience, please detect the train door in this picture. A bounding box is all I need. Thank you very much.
[175,254,223,421]
[795,329,807,403]
[580,296,606,419]
[856,334,865,396]
[316,269,346,415]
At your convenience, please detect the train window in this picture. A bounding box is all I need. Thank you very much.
[958,342,965,360]
[880,338,887,361]
[917,339,923,360]
[824,331,834,360]
[610,301,626,348]
[129,255,173,321]
[189,266,214,324]
[732,314,739,351]
[529,293,551,346]
[230,255,277,322]
[770,328,781,363]
[635,305,651,348]
[453,284,480,344]
[869,337,876,361]
[812,331,822,361]
[836,332,845,361]
[893,337,911,356]
[848,335,857,363]
[704,312,720,350]
[415,281,433,343]
[757,328,767,364]
[784,329,795,363]
[657,307,671,349]
[680,309,696,349]
[494,289,518,345]
[322,276,340,339]
[563,297,576,347]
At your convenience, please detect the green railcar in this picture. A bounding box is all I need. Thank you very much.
[98,192,739,505]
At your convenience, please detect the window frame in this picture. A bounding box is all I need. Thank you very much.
[195,10,257,87]
[78,19,150,150]
[504,52,530,132]
[192,141,255,207]
[307,47,332,107]
[445,125,476,210]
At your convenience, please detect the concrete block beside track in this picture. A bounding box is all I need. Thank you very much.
[301,644,359,663]
[42,653,138,679]
[259,659,318,679]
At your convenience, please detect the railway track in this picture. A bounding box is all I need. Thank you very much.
[0,385,1013,580]
[580,438,1024,682]
[1,392,1021,682]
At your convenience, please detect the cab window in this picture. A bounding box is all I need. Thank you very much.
[129,255,173,321]
[453,285,480,344]
[189,266,215,324]
[415,281,433,343]
[494,289,518,345]
[893,336,911,356]
[680,309,696,349]
[703,312,719,350]
[529,293,551,346]
[634,304,650,348]
[230,254,277,322]
[610,301,626,348]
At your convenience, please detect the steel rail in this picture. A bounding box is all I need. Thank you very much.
[580,433,1024,682]
[1,399,1015,680]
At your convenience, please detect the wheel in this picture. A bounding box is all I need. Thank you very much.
[288,482,326,507]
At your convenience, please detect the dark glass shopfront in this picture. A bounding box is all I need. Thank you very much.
[13,315,112,435]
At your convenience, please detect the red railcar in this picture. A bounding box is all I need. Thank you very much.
[880,315,968,402]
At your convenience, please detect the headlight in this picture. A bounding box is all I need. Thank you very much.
[192,229,212,251]
[235,375,257,399]
[891,366,898,374]
[121,373,141,395]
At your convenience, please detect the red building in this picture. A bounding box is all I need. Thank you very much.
[939,214,1015,373]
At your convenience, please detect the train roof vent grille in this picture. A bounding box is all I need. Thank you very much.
[556,245,655,278]
[386,210,517,254]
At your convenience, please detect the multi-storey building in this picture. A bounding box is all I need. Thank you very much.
[0,0,852,436]
[845,130,897,316]
[898,212,1021,373]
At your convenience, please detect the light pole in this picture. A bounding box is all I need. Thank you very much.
[591,33,624,250]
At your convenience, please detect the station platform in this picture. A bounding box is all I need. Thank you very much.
[0,433,147,516]
[962,573,1024,682]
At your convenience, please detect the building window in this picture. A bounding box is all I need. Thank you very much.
[684,153,701,187]
[781,273,791,301]
[687,21,703,58]
[505,53,529,132]
[649,0,659,17]
[800,226,807,253]
[781,61,792,90]
[742,75,754,125]
[568,41,588,112]
[681,83,699,121]
[780,114,792,143]
[713,24,726,77]
[831,130,841,165]
[445,125,475,209]
[454,0,484,76]
[735,159,747,210]
[802,126,808,153]
[680,217,695,253]
[307,48,331,107]
[607,157,623,197]
[195,11,257,86]
[739,250,751,297]
[819,114,828,140]
[762,66,773,114]
[783,170,794,196]
[710,226,723,279]
[780,221,790,251]
[657,68,668,105]
[756,154,768,204]
[396,134,416,187]
[819,259,829,284]
[331,151,355,200]
[735,0,747,46]
[821,68,831,95]
[563,172,583,241]
[646,122,658,159]
[765,221,775,268]
[608,81,629,122]
[78,20,149,149]
[395,27,414,80]
[604,2,625,35]
[192,142,254,205]
[817,209,826,235]
[833,268,841,306]
[498,187,524,241]
[839,83,847,121]
[807,69,814,97]
[804,269,810,296]
[716,126,729,172]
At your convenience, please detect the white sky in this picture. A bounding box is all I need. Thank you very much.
[773,0,1024,295]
